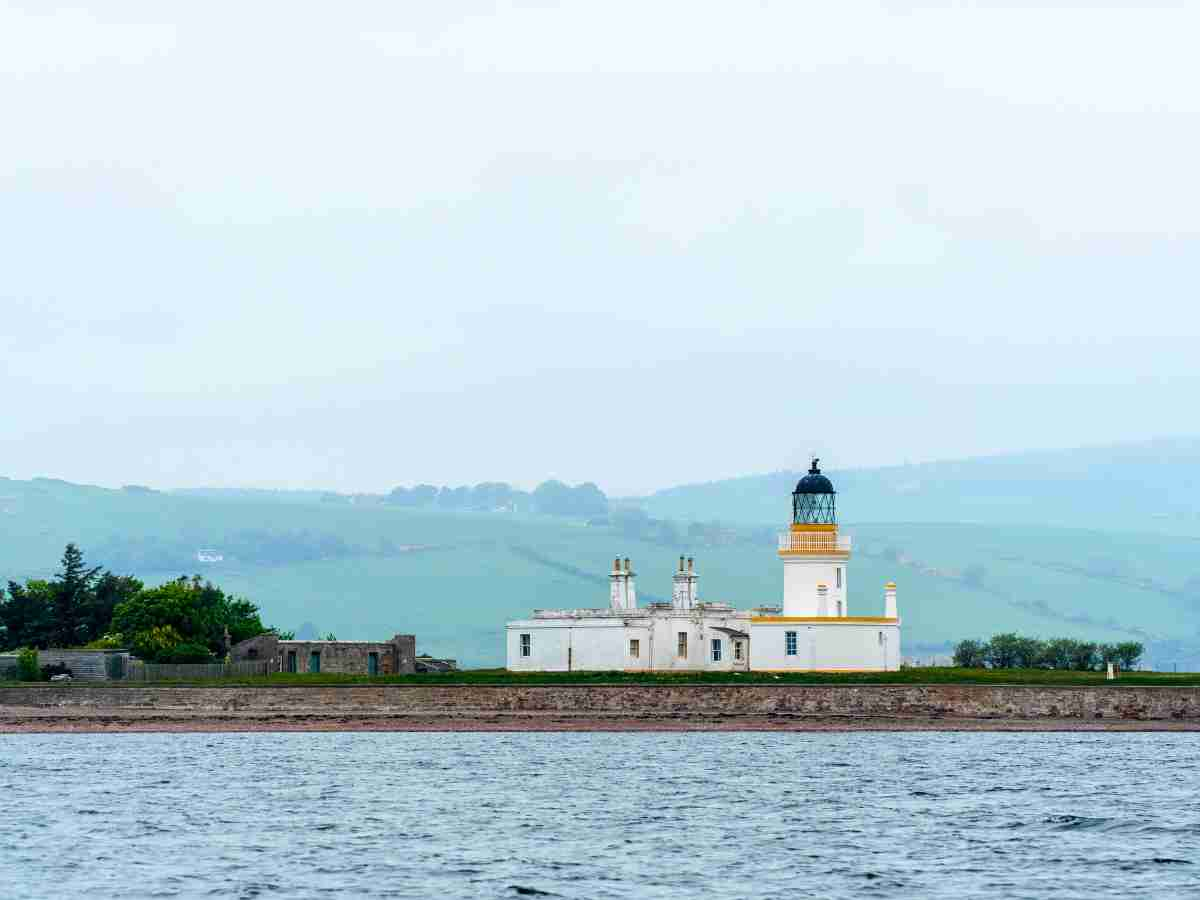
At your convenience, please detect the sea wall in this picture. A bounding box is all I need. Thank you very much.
[3,683,1200,722]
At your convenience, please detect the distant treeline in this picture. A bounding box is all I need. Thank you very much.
[601,508,776,549]
[386,480,607,517]
[953,633,1143,671]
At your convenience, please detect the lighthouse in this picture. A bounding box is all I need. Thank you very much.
[779,459,851,617]
[506,457,902,672]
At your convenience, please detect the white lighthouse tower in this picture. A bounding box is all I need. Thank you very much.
[779,459,851,616]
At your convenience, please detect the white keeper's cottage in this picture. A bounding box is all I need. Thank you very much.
[506,461,901,672]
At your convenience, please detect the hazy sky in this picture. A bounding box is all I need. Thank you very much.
[3,2,1198,495]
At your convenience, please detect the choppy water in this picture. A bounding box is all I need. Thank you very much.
[2,732,1199,898]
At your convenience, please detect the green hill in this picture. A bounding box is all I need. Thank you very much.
[641,437,1200,534]
[2,440,1199,669]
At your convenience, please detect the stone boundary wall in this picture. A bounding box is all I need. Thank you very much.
[2,683,1200,721]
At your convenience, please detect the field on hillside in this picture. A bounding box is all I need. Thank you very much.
[1,477,1198,667]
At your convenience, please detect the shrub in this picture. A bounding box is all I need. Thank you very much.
[952,639,988,668]
[161,642,214,664]
[15,647,39,682]
[84,634,124,649]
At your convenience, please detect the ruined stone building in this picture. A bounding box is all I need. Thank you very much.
[231,633,417,675]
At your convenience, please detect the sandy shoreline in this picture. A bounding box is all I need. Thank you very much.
[5,713,1200,734]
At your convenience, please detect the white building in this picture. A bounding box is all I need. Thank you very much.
[506,461,901,672]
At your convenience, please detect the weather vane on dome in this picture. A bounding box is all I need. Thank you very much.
[810,457,821,474]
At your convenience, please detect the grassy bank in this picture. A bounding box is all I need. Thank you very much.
[7,667,1200,687]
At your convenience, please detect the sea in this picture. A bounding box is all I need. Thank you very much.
[1,731,1198,898]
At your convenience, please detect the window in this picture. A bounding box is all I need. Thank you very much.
[711,639,722,662]
[520,633,532,657]
[677,632,688,659]
[629,639,640,659]
[286,650,297,673]
[734,641,743,661]
[309,650,321,673]
[785,631,798,656]
[368,652,379,675]
[836,567,842,589]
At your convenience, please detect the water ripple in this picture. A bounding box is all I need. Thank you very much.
[2,732,1200,898]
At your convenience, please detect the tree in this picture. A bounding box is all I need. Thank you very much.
[1068,641,1099,671]
[1041,638,1078,670]
[1113,641,1144,670]
[1013,636,1045,669]
[952,639,987,668]
[532,480,609,517]
[50,543,102,647]
[0,580,55,650]
[111,577,266,662]
[985,633,1022,669]
[84,573,142,645]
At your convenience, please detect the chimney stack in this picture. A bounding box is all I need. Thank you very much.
[885,582,898,619]
[625,558,636,609]
[609,556,625,610]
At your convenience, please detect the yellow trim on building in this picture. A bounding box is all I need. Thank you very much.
[790,523,837,533]
[750,616,899,624]
[777,550,851,557]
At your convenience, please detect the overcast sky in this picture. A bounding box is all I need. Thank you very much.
[2,1,1198,496]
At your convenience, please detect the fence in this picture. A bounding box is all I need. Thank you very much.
[126,660,272,681]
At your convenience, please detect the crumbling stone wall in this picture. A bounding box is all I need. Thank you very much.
[3,683,1200,721]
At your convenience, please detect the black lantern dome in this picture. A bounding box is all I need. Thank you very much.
[792,458,836,525]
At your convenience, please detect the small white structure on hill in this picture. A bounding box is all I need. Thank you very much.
[506,461,901,672]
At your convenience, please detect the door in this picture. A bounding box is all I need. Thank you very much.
[733,639,750,672]
[309,651,321,673]
[286,651,297,673]
[368,652,379,676]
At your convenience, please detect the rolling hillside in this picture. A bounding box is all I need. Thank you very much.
[2,440,1199,668]
[641,437,1200,534]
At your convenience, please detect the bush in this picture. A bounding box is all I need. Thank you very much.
[84,634,124,649]
[952,639,987,668]
[957,633,1130,671]
[160,642,214,664]
[15,647,39,682]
